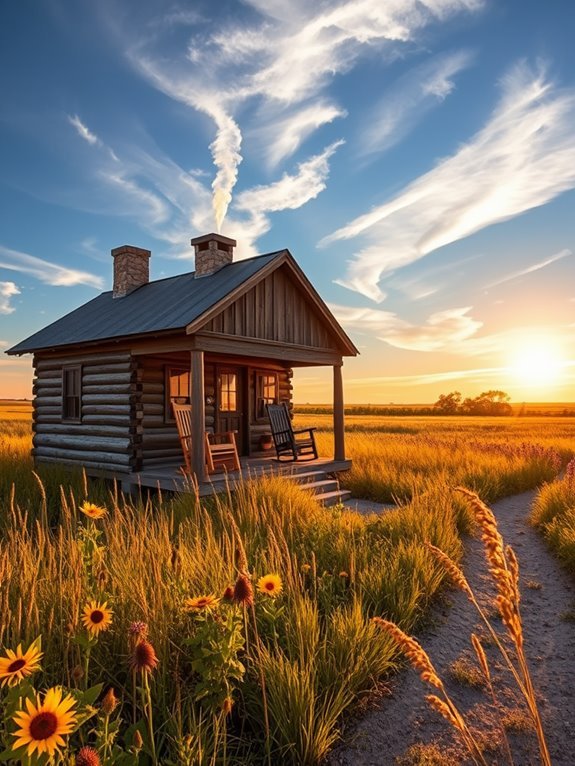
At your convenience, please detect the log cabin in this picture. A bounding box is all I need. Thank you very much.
[7,234,358,494]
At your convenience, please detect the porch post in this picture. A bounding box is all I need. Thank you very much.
[190,350,206,482]
[333,361,345,461]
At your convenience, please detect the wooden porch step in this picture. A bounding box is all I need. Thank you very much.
[300,478,339,495]
[282,470,329,484]
[314,489,352,507]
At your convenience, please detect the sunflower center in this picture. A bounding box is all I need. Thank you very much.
[29,711,58,740]
[7,658,26,673]
[265,582,275,591]
[90,610,105,624]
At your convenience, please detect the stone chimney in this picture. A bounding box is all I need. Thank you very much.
[111,245,151,298]
[191,233,236,278]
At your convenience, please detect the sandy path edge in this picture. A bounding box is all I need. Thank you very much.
[329,489,575,766]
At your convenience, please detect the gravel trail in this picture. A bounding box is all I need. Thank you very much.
[329,489,575,765]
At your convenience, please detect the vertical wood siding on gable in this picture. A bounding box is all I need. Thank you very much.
[203,268,335,349]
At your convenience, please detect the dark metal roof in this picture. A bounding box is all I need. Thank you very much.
[7,251,284,355]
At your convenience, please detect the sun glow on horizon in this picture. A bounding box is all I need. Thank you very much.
[508,337,566,390]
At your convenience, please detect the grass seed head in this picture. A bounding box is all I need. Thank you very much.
[425,541,472,598]
[372,618,443,690]
[425,695,464,731]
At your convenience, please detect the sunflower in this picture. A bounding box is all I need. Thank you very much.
[0,641,43,688]
[80,501,107,520]
[257,574,283,597]
[12,687,77,758]
[185,594,220,611]
[81,600,113,636]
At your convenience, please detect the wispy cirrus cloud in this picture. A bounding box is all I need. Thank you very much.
[331,303,482,351]
[323,62,575,301]
[0,281,20,314]
[485,248,572,289]
[63,108,343,262]
[225,141,345,259]
[361,49,473,157]
[127,0,482,228]
[68,114,102,146]
[0,244,103,288]
[252,102,347,169]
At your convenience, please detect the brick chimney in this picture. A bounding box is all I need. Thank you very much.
[111,245,151,298]
[191,233,236,278]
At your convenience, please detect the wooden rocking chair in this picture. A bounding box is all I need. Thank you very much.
[266,402,318,462]
[172,402,240,475]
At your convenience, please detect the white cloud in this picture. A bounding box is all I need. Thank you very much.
[323,62,575,300]
[345,365,511,388]
[225,141,345,260]
[235,141,343,214]
[331,303,482,351]
[68,114,101,146]
[0,281,20,314]
[485,248,571,289]
[98,169,171,226]
[361,49,473,156]
[0,245,103,289]
[254,102,347,168]
[129,0,482,228]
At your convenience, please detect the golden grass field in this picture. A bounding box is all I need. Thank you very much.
[0,400,573,764]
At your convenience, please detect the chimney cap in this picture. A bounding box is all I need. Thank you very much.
[111,244,151,258]
[191,233,237,248]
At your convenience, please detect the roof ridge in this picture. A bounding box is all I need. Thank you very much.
[98,249,287,294]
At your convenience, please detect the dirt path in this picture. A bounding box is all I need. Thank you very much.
[330,489,575,765]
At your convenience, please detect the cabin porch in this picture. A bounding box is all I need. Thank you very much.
[121,454,352,502]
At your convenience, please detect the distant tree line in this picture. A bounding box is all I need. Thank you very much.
[434,390,512,416]
[294,397,575,417]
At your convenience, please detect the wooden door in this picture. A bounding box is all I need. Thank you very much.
[216,367,246,453]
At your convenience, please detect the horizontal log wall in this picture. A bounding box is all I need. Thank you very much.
[247,366,292,454]
[32,352,136,474]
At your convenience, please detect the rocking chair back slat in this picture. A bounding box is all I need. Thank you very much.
[266,402,318,462]
[172,402,240,475]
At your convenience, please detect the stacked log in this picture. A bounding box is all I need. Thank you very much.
[32,352,137,473]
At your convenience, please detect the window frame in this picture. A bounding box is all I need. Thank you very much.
[165,366,190,422]
[254,370,278,422]
[61,365,82,423]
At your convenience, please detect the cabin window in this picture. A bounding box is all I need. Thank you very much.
[62,365,82,422]
[165,367,190,421]
[219,373,237,412]
[255,371,278,421]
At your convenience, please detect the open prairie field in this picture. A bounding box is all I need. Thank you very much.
[295,411,575,504]
[0,404,573,763]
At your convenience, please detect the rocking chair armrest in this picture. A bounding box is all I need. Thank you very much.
[292,427,316,436]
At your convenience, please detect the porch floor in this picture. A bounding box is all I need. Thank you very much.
[132,455,352,496]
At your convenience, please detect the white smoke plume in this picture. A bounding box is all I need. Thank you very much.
[209,107,243,232]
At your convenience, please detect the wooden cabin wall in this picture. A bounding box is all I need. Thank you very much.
[204,267,335,349]
[247,366,293,455]
[137,355,216,468]
[32,352,137,473]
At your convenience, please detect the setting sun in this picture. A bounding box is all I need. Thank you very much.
[509,338,565,388]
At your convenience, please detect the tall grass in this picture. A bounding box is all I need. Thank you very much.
[0,469,465,763]
[311,428,567,504]
[530,459,575,574]
[0,413,571,762]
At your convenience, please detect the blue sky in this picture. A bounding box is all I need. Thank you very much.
[1,0,574,402]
